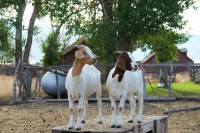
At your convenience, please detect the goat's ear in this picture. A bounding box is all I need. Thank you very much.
[75,50,84,59]
[116,56,126,70]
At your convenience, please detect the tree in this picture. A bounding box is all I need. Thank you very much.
[0,19,15,64]
[139,29,189,63]
[0,0,195,64]
[41,32,62,67]
[139,29,190,87]
[23,1,39,63]
[54,0,194,63]
[0,0,42,64]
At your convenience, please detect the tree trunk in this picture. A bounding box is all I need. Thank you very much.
[158,65,168,88]
[53,23,63,45]
[51,22,63,63]
[117,37,137,51]
[15,3,25,65]
[23,6,37,64]
[101,0,113,22]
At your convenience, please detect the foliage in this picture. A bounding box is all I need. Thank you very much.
[139,29,189,62]
[44,0,193,63]
[0,19,15,64]
[41,32,62,67]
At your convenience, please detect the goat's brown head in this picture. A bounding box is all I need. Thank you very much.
[75,45,97,65]
[115,51,137,71]
[112,51,138,82]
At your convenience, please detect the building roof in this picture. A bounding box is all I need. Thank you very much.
[179,48,188,53]
[140,53,155,63]
[60,38,87,56]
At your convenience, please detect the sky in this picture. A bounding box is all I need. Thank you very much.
[24,2,200,64]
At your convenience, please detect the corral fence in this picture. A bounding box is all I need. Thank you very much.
[0,60,200,104]
[141,63,200,99]
[11,60,115,103]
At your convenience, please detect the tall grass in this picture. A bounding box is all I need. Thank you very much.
[0,75,13,100]
[0,75,48,101]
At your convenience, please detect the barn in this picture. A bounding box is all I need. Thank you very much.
[140,48,194,82]
[59,38,87,65]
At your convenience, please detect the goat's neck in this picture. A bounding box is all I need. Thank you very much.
[112,67,125,82]
[72,58,85,77]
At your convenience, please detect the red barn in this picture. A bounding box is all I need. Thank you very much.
[140,48,194,82]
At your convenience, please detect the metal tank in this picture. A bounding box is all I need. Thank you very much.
[41,71,67,98]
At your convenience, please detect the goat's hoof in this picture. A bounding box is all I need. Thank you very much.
[68,126,73,130]
[98,121,103,124]
[138,121,142,123]
[76,127,81,130]
[128,120,133,123]
[81,120,85,123]
[111,125,116,128]
[116,125,122,128]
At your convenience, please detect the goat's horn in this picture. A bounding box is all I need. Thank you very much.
[114,51,126,54]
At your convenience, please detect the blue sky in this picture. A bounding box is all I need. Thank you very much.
[24,2,200,63]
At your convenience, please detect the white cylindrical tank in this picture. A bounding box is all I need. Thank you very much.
[41,71,67,98]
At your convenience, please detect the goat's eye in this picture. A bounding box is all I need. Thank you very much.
[83,51,86,55]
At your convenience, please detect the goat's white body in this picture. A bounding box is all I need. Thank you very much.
[66,65,101,98]
[107,68,143,97]
[65,64,102,129]
[106,67,143,127]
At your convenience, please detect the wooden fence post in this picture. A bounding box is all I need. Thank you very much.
[13,59,22,103]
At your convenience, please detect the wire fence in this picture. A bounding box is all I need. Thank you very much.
[0,61,200,104]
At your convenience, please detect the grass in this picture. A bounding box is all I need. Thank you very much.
[146,82,200,97]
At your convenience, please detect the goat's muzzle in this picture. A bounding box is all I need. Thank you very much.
[132,65,139,72]
[90,58,97,64]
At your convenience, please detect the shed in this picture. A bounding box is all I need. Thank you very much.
[59,38,87,65]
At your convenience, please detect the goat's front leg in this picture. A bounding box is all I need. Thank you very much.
[116,95,126,128]
[68,94,74,129]
[110,95,116,128]
[137,93,143,123]
[81,97,88,123]
[127,95,136,123]
[96,89,103,124]
[76,95,84,130]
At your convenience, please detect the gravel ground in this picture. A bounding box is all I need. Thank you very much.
[0,101,200,133]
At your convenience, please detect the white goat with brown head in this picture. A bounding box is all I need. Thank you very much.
[65,45,102,130]
[106,51,144,128]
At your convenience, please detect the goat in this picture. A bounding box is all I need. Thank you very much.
[65,45,102,130]
[106,51,144,128]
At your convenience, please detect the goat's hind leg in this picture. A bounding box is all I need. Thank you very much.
[76,95,84,130]
[116,95,126,128]
[137,93,143,123]
[110,95,116,128]
[81,97,88,123]
[96,89,103,124]
[68,94,74,129]
[127,95,136,123]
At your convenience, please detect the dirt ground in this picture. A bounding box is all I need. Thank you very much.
[0,100,200,133]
